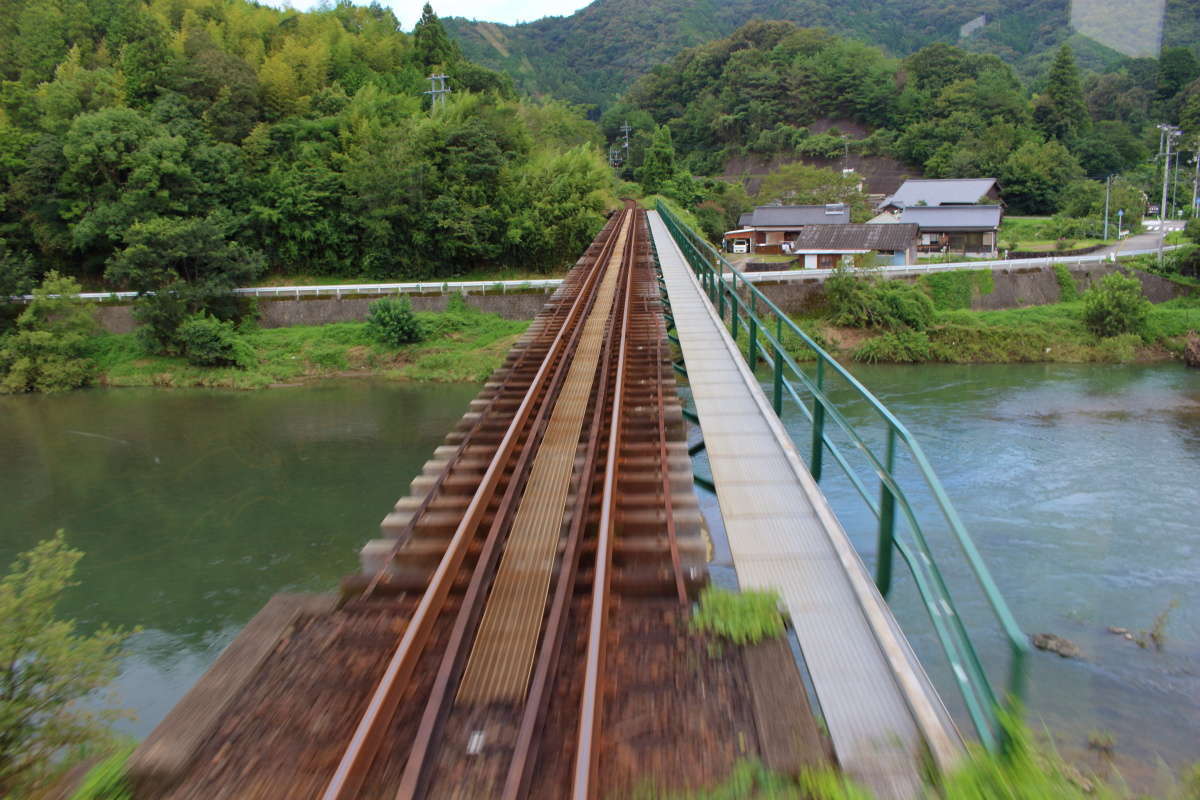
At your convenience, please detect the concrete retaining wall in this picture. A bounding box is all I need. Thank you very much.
[750,261,1189,316]
[92,289,556,334]
[92,263,1188,334]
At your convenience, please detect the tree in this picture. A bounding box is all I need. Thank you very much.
[0,533,131,794]
[0,271,97,394]
[104,216,264,352]
[755,163,871,220]
[1082,271,1150,337]
[1001,140,1084,215]
[1033,45,1090,145]
[636,124,679,195]
[413,4,459,70]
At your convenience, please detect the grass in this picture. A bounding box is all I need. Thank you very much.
[627,713,1200,799]
[88,306,529,389]
[689,587,785,647]
[69,746,133,800]
[629,760,871,800]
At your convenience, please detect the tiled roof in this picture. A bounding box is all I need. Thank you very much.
[793,224,920,251]
[746,204,850,227]
[897,205,1002,231]
[881,178,998,209]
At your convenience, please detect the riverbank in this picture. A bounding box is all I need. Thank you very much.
[805,296,1200,365]
[88,309,529,390]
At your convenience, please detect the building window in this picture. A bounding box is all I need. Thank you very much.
[817,254,838,268]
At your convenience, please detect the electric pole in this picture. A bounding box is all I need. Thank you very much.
[424,73,450,110]
[1185,139,1195,215]
[1157,124,1180,266]
[1103,174,1111,240]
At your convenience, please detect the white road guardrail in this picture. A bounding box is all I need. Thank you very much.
[8,246,1182,303]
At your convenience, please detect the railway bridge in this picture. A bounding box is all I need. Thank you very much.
[130,203,1028,800]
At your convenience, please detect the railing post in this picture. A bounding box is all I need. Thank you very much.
[810,358,826,482]
[875,427,898,597]
[748,296,759,371]
[772,345,784,414]
[730,294,739,341]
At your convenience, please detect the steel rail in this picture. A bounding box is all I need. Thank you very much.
[654,295,688,606]
[321,213,629,800]
[358,216,624,600]
[498,212,634,800]
[390,208,634,800]
[571,208,639,800]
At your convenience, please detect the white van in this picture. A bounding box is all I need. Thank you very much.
[730,240,750,254]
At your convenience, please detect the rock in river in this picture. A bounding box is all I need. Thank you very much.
[1032,633,1082,659]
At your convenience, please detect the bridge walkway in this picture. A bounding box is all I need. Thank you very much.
[647,210,960,798]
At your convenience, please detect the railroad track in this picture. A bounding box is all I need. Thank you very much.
[327,204,706,800]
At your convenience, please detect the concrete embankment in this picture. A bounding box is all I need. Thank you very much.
[93,287,556,334]
[747,261,1187,316]
[91,261,1188,334]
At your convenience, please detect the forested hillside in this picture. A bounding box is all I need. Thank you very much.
[0,0,612,294]
[605,22,1200,217]
[444,0,1200,110]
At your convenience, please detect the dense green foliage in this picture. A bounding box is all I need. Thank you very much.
[176,312,249,367]
[366,296,424,345]
[1054,263,1081,301]
[445,0,1200,111]
[0,534,131,795]
[1081,270,1151,335]
[689,587,785,646]
[919,269,995,310]
[0,0,613,297]
[825,267,936,331]
[0,271,97,392]
[601,22,1198,217]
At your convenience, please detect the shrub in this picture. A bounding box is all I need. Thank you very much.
[367,297,424,345]
[0,534,132,795]
[176,314,250,367]
[1184,217,1200,245]
[0,272,97,394]
[852,331,932,363]
[825,267,934,331]
[1082,271,1150,337]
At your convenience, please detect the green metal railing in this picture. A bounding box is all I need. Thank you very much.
[655,200,1029,754]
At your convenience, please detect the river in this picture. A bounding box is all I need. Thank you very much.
[1,366,1196,770]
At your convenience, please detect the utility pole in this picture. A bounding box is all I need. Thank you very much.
[1103,174,1111,240]
[620,121,632,160]
[1192,142,1199,219]
[424,73,450,110]
[1157,124,1180,266]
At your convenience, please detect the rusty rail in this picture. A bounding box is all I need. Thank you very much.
[322,211,631,800]
[570,207,638,800]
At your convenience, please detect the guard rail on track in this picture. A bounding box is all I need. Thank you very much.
[657,199,1030,755]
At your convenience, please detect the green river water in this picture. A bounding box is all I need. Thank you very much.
[1,365,1197,770]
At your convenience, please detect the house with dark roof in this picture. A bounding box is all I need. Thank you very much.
[881,205,1002,256]
[876,178,1001,213]
[791,224,920,268]
[722,204,850,254]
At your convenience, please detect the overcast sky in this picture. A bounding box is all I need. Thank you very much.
[285,0,592,30]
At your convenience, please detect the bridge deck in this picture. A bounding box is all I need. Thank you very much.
[648,211,959,798]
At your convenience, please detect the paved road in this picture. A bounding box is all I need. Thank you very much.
[1097,228,1167,257]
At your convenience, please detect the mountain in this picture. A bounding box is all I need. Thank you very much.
[443,0,1200,110]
